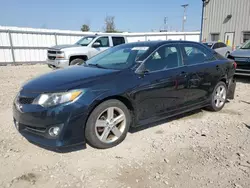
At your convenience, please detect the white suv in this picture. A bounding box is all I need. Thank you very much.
[47,35,127,68]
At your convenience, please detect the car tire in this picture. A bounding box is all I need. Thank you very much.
[207,81,227,112]
[70,58,85,66]
[85,99,131,149]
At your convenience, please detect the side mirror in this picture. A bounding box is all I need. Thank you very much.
[136,63,149,75]
[92,42,101,48]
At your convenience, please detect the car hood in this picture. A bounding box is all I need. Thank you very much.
[231,49,250,57]
[22,66,120,92]
[49,44,80,50]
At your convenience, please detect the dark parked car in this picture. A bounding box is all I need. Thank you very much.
[13,41,236,149]
[228,40,250,76]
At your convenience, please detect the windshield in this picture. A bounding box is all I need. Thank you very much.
[85,44,150,70]
[241,40,250,49]
[203,43,213,48]
[75,36,95,46]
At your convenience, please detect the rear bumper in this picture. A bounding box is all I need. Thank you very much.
[47,59,69,68]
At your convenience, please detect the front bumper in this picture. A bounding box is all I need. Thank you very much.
[47,59,69,69]
[235,68,250,76]
[13,101,87,149]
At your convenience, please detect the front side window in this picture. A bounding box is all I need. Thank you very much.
[112,37,125,46]
[95,37,110,47]
[86,45,150,70]
[75,36,95,46]
[182,44,212,65]
[144,45,181,72]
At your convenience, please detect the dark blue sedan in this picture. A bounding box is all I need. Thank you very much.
[13,41,236,149]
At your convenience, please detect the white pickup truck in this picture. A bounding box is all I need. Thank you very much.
[47,34,127,68]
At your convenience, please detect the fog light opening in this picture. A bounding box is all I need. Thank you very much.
[48,126,61,137]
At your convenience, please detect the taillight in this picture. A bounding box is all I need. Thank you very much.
[233,62,237,69]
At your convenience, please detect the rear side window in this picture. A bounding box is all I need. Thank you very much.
[181,43,213,65]
[213,43,220,49]
[112,37,125,46]
[219,43,227,47]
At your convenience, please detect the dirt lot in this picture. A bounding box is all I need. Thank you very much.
[0,65,250,188]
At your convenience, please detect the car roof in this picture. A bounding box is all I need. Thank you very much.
[123,40,203,48]
[204,41,225,44]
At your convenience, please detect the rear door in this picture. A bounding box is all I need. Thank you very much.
[111,37,126,46]
[180,43,221,106]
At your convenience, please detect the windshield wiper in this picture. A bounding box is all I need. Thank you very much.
[87,64,106,69]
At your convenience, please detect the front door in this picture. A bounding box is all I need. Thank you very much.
[89,36,110,57]
[132,44,188,123]
[224,32,235,47]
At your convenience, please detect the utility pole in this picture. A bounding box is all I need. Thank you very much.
[164,17,168,31]
[200,0,207,42]
[181,4,189,32]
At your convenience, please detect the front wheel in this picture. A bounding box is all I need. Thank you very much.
[207,81,227,112]
[70,58,85,66]
[85,99,131,149]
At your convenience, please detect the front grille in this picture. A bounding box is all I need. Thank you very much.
[48,56,56,60]
[235,62,250,70]
[25,125,46,133]
[48,50,57,54]
[19,97,34,104]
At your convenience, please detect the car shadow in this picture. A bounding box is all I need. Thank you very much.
[243,123,250,130]
[28,140,87,153]
[129,109,202,133]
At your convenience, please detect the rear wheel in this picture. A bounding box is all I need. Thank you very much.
[85,99,131,149]
[207,81,227,111]
[70,58,85,66]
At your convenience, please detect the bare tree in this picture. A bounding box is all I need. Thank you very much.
[81,24,90,32]
[104,16,116,33]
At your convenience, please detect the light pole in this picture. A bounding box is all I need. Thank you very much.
[200,0,206,42]
[181,4,189,32]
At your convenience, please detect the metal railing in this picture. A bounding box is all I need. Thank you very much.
[0,27,200,65]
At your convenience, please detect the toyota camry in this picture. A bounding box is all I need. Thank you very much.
[13,41,236,149]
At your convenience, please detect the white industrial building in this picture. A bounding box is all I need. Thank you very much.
[202,0,250,47]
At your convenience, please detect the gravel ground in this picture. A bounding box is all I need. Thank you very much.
[0,65,250,188]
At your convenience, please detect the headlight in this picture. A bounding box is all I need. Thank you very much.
[56,51,65,59]
[33,89,84,107]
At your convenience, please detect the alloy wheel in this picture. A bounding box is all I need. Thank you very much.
[214,85,227,108]
[95,107,126,144]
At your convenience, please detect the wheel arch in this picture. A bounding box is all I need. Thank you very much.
[85,95,136,129]
[69,55,88,64]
